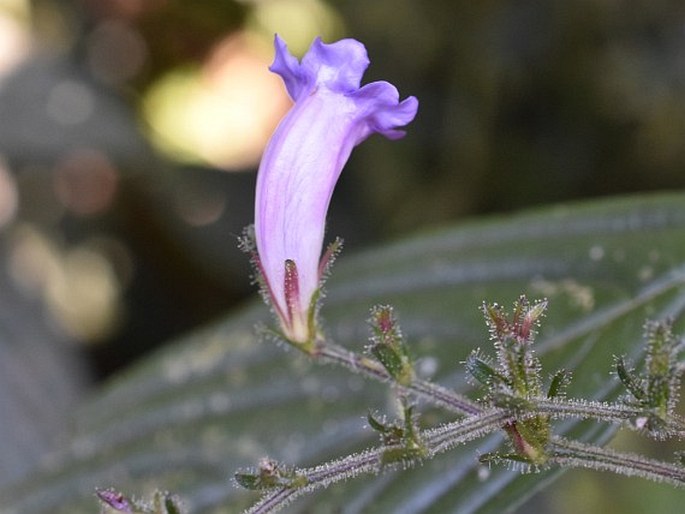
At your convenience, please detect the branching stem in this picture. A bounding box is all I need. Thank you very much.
[245,408,513,514]
[242,304,685,514]
[316,340,482,415]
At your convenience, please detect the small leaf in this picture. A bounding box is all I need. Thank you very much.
[615,356,646,400]
[465,352,508,387]
[547,369,572,399]
[368,305,413,384]
[234,472,264,491]
[153,491,185,514]
[371,344,407,380]
[482,302,510,341]
[367,411,389,434]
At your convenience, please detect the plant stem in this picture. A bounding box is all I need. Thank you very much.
[316,340,482,415]
[549,436,685,486]
[244,408,513,514]
[532,398,685,436]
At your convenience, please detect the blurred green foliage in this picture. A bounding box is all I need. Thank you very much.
[339,0,685,233]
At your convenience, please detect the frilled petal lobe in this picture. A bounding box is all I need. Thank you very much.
[269,35,370,101]
[351,81,420,141]
[255,35,418,342]
[301,37,369,93]
[269,35,307,101]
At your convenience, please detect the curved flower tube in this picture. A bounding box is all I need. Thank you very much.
[254,34,418,344]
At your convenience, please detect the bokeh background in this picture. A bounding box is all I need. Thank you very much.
[0,0,684,511]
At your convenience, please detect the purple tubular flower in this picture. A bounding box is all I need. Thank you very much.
[254,35,418,343]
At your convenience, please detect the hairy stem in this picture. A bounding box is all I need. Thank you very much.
[317,340,482,415]
[532,398,685,436]
[549,436,685,486]
[245,408,512,514]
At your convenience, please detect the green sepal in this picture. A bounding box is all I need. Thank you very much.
[547,369,572,399]
[615,356,646,401]
[234,472,265,491]
[368,306,414,385]
[503,420,551,466]
[482,302,510,341]
[367,411,404,445]
[367,411,389,433]
[152,491,184,514]
[644,320,675,378]
[465,353,509,387]
[371,344,410,382]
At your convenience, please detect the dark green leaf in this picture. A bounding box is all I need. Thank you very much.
[547,369,572,399]
[5,193,685,513]
[367,411,389,434]
[616,356,646,401]
[465,354,507,387]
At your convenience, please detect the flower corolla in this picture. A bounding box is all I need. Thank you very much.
[254,35,418,343]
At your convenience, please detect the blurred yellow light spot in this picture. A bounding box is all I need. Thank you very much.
[143,32,291,170]
[46,246,122,343]
[247,0,344,55]
[143,0,345,171]
[8,226,124,343]
[0,0,31,79]
[8,225,61,297]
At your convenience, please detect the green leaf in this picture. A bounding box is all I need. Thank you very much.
[465,353,507,387]
[546,369,572,399]
[4,192,685,513]
[616,356,646,400]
